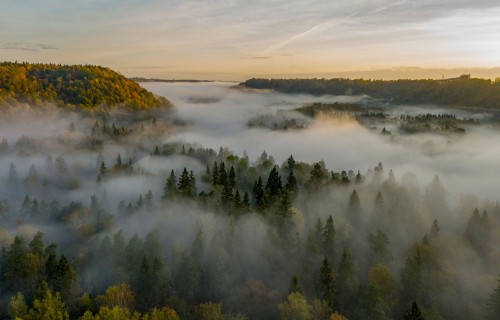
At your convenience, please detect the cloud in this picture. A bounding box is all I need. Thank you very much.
[0,42,58,52]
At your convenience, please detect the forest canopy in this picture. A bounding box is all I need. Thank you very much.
[0,62,170,110]
[241,77,500,108]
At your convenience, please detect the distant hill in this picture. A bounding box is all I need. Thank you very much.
[130,77,214,83]
[241,77,500,108]
[0,62,170,110]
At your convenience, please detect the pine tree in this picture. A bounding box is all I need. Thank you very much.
[400,248,424,313]
[348,189,361,224]
[3,235,28,291]
[309,163,325,185]
[335,248,358,315]
[404,301,425,320]
[55,156,68,175]
[368,230,390,265]
[374,191,384,215]
[177,168,191,197]
[288,276,302,294]
[265,166,282,198]
[355,285,387,320]
[211,161,219,186]
[163,170,177,199]
[219,162,227,186]
[145,190,153,211]
[287,155,296,170]
[242,191,250,208]
[99,161,107,178]
[29,231,45,257]
[221,183,233,206]
[233,190,242,209]
[286,169,298,194]
[252,177,264,207]
[45,243,58,287]
[114,153,122,170]
[189,170,197,198]
[485,274,500,320]
[8,162,18,185]
[228,166,236,188]
[322,215,335,263]
[318,257,334,306]
[135,256,153,311]
[430,219,440,238]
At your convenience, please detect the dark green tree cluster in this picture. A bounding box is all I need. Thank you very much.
[243,77,500,108]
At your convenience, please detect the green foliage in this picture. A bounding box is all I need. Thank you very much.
[485,275,500,320]
[243,77,500,108]
[194,302,225,320]
[0,62,170,110]
[96,283,135,309]
[278,292,312,320]
[8,292,29,319]
[400,248,424,313]
[404,301,425,320]
[28,286,69,320]
[318,258,334,306]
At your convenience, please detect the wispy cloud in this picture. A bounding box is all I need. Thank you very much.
[0,42,58,52]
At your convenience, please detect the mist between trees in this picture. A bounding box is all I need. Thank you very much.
[0,98,499,320]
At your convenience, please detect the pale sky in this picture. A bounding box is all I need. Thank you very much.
[1,0,500,80]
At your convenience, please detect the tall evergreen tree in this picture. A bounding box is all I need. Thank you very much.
[219,162,227,186]
[404,301,425,320]
[8,162,18,185]
[99,161,107,178]
[400,248,424,314]
[265,166,283,198]
[163,170,177,199]
[189,170,197,198]
[335,248,358,315]
[322,216,335,263]
[211,161,219,186]
[318,257,334,307]
[485,274,500,320]
[252,177,264,207]
[228,166,236,188]
[348,189,361,224]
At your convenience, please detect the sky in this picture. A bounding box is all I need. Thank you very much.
[1,0,500,80]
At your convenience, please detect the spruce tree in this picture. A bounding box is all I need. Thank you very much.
[485,274,500,320]
[163,170,177,199]
[404,301,425,320]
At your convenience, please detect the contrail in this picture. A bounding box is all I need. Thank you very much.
[263,0,406,54]
[373,0,407,13]
[263,13,358,54]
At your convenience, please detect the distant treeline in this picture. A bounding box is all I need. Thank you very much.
[0,62,170,110]
[242,77,500,108]
[130,77,215,83]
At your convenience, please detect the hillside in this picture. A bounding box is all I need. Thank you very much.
[0,62,170,110]
[241,77,500,108]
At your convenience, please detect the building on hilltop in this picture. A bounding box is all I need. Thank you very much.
[437,74,470,84]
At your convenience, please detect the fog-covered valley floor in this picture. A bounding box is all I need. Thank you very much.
[0,81,499,320]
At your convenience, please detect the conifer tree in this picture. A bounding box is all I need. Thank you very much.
[211,161,219,186]
[228,166,236,188]
[318,257,334,306]
[163,170,177,200]
[322,215,335,263]
[485,274,500,320]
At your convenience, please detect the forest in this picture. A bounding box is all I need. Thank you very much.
[0,62,170,111]
[0,70,498,320]
[0,111,498,320]
[241,77,500,108]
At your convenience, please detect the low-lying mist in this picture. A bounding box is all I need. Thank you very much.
[143,82,500,202]
[0,82,498,320]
